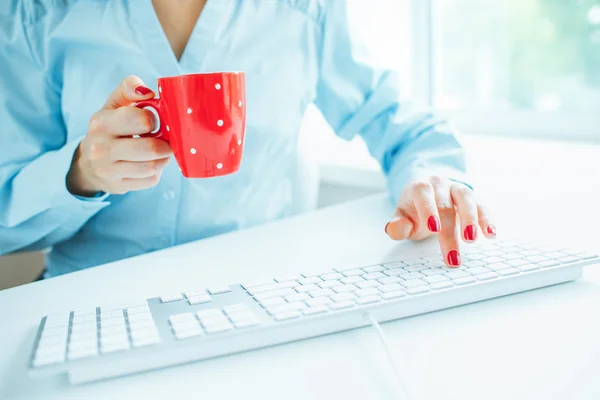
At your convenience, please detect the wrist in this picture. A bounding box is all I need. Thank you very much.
[66,142,99,197]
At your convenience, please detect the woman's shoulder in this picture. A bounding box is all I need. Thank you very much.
[279,0,327,23]
[1,0,85,24]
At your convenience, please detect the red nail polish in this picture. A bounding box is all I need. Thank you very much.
[427,215,441,232]
[135,85,152,96]
[447,250,461,267]
[385,222,390,234]
[487,225,497,236]
[464,224,476,241]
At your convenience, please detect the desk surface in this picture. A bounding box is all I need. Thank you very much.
[2,138,600,400]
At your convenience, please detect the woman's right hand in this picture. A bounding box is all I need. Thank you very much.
[67,76,173,197]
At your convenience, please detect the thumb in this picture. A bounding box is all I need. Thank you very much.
[102,75,154,110]
[385,214,414,241]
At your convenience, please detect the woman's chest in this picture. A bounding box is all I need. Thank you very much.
[46,0,323,138]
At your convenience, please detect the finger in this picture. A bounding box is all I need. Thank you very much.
[434,183,461,268]
[385,213,414,241]
[89,107,156,137]
[410,181,441,234]
[477,204,497,239]
[113,158,171,179]
[450,183,479,243]
[117,175,161,193]
[103,75,155,110]
[110,137,173,162]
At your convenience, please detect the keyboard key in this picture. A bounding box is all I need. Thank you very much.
[205,323,234,334]
[403,258,425,266]
[298,277,322,285]
[504,259,528,267]
[501,253,522,260]
[497,268,520,276]
[430,281,454,290]
[199,315,230,327]
[421,268,445,276]
[285,293,310,302]
[44,314,70,328]
[520,249,541,256]
[425,261,446,268]
[539,260,560,268]
[160,294,184,303]
[330,301,355,310]
[356,280,379,289]
[445,270,470,280]
[169,313,195,324]
[488,262,513,271]
[306,297,332,307]
[296,284,320,293]
[341,276,364,285]
[275,275,302,283]
[174,328,204,340]
[253,288,295,301]
[126,305,150,315]
[378,284,404,293]
[318,280,341,289]
[398,272,425,280]
[266,303,299,315]
[467,266,491,275]
[33,353,65,367]
[354,288,380,297]
[302,306,329,316]
[309,288,334,298]
[259,297,286,307]
[476,272,499,281]
[289,302,307,311]
[545,251,568,259]
[525,255,548,263]
[72,314,97,324]
[273,311,302,321]
[424,275,450,284]
[188,294,212,305]
[383,268,404,277]
[196,308,223,319]
[356,295,380,305]
[400,279,427,289]
[332,284,357,293]
[382,261,406,268]
[228,311,257,322]
[331,293,356,302]
[381,291,407,300]
[207,286,232,295]
[453,276,476,285]
[341,269,363,277]
[378,276,401,285]
[362,272,386,280]
[363,265,385,273]
[406,286,430,295]
[517,263,540,272]
[101,340,130,354]
[68,346,98,361]
[184,290,207,298]
[320,273,344,281]
[233,318,261,328]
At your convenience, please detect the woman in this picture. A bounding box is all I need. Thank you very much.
[0,0,495,278]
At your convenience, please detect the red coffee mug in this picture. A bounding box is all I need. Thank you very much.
[135,72,246,178]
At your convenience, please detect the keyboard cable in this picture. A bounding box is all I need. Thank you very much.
[366,313,413,400]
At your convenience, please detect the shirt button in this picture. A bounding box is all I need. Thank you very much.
[164,189,176,201]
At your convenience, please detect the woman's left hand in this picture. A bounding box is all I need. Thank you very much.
[384,176,496,268]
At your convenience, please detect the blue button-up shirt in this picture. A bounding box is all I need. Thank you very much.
[0,0,467,278]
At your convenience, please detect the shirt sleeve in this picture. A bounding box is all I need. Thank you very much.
[314,1,470,205]
[0,2,109,256]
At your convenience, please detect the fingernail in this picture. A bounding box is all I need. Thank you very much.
[447,250,461,267]
[385,222,390,234]
[487,225,497,236]
[464,224,476,241]
[135,85,153,96]
[427,215,441,232]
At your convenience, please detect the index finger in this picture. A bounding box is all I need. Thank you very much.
[103,75,154,110]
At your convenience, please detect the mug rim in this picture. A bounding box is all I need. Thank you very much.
[159,71,244,81]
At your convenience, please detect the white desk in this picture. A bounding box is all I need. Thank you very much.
[2,137,600,400]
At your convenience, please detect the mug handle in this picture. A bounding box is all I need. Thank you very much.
[133,98,169,141]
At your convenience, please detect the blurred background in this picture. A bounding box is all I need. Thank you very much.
[3,0,600,289]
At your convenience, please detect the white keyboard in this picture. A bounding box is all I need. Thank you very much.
[28,239,599,384]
